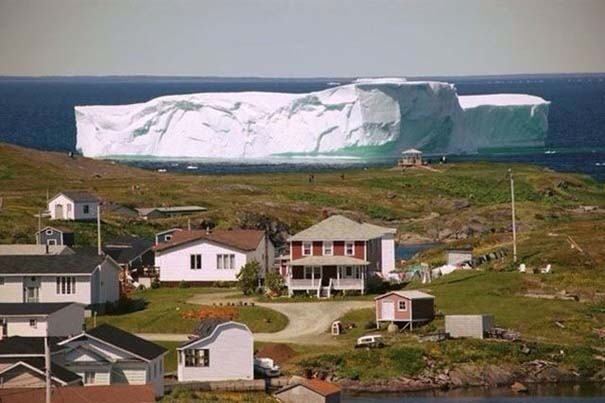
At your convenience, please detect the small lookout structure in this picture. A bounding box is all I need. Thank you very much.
[398,149,423,167]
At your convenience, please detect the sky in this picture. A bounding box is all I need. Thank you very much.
[0,0,604,77]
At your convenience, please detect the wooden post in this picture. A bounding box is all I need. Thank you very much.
[509,169,517,263]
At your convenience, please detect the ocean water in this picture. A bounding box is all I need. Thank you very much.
[0,75,603,180]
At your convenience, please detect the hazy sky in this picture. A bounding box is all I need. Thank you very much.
[1,0,604,77]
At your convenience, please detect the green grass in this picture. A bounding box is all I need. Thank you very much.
[87,287,288,334]
[162,390,275,402]
[155,341,180,374]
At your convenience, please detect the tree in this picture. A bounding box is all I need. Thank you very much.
[237,260,261,295]
[265,269,285,296]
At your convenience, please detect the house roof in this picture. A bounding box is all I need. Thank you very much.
[137,206,207,216]
[179,320,250,349]
[0,302,76,317]
[0,357,81,385]
[0,384,155,403]
[0,253,106,275]
[36,225,74,234]
[103,235,154,265]
[375,290,435,300]
[85,324,167,361]
[155,227,183,237]
[0,337,64,356]
[289,256,369,266]
[289,215,395,242]
[0,244,74,256]
[155,229,265,252]
[52,191,100,203]
[276,379,342,397]
[402,148,422,154]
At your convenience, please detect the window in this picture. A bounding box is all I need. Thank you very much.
[83,204,89,214]
[323,241,333,256]
[45,229,53,235]
[29,319,37,328]
[345,266,353,277]
[217,254,236,269]
[56,277,76,294]
[398,300,407,311]
[302,242,312,256]
[165,235,172,241]
[184,349,209,367]
[0,278,4,285]
[84,371,95,384]
[47,239,57,246]
[345,241,355,256]
[190,254,202,270]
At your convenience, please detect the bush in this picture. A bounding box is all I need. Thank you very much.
[265,270,285,296]
[151,278,160,289]
[364,320,377,330]
[237,260,261,295]
[366,275,387,294]
[178,280,189,289]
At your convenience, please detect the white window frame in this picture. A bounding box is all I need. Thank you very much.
[56,277,76,295]
[190,254,202,270]
[345,241,355,256]
[184,348,209,367]
[165,234,172,241]
[398,300,408,311]
[216,254,236,269]
[302,242,312,256]
[45,229,53,235]
[323,241,333,256]
[84,371,95,384]
[47,239,57,246]
[82,204,89,214]
[29,319,37,328]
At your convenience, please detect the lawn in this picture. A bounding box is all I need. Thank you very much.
[87,287,288,334]
[162,390,275,402]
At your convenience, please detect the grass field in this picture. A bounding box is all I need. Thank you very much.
[86,287,288,334]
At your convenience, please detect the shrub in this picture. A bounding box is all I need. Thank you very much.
[178,280,189,289]
[364,321,377,330]
[151,278,160,289]
[265,270,285,296]
[237,260,261,295]
[366,275,387,294]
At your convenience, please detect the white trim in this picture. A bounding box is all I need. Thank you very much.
[397,300,408,311]
[177,321,251,351]
[0,361,69,385]
[345,241,355,256]
[322,241,333,256]
[302,241,313,256]
[58,332,156,363]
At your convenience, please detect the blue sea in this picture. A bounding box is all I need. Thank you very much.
[0,75,604,181]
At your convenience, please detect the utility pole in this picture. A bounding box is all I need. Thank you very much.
[509,169,517,263]
[97,205,102,256]
[45,336,51,403]
[38,210,42,242]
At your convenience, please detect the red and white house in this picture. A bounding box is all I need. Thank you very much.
[374,290,435,330]
[286,215,396,297]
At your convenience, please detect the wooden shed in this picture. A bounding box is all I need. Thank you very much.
[275,379,341,403]
[374,290,435,330]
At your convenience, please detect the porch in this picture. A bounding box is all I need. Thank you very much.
[286,256,369,298]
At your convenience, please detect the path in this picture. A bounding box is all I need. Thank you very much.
[137,292,373,345]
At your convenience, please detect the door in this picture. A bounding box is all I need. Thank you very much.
[55,204,64,219]
[24,287,39,303]
[1,320,7,339]
[381,301,395,320]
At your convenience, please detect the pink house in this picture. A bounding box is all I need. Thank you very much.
[286,215,396,297]
[374,290,435,330]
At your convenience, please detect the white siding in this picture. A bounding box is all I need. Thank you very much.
[0,277,23,302]
[247,236,275,276]
[48,194,98,221]
[97,259,120,304]
[157,240,249,282]
[178,323,253,382]
[38,275,92,305]
[380,234,396,277]
[73,201,98,221]
[4,317,49,338]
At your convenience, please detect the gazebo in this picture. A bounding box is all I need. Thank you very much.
[398,149,423,167]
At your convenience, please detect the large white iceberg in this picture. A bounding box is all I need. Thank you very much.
[75,78,549,159]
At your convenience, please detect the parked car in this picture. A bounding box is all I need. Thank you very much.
[254,357,281,378]
[355,335,385,349]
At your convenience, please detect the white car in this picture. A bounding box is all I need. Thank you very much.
[254,357,281,378]
[355,335,385,349]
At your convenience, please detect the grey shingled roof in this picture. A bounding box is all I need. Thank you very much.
[0,303,75,316]
[86,324,167,361]
[103,235,154,265]
[0,337,64,356]
[0,253,105,275]
[53,191,100,203]
[375,290,435,300]
[289,215,396,241]
[0,357,81,384]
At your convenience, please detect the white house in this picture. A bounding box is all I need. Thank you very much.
[0,253,120,312]
[155,229,274,285]
[0,303,84,339]
[58,324,167,397]
[177,319,253,382]
[48,191,100,221]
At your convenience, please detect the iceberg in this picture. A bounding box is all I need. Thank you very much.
[75,78,549,159]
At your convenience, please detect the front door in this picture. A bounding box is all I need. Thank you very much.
[381,301,395,320]
[24,287,39,303]
[55,204,64,219]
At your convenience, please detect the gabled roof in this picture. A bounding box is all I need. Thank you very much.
[0,252,106,275]
[402,148,422,154]
[0,302,77,316]
[36,225,74,234]
[0,337,64,356]
[51,191,100,203]
[179,320,250,349]
[0,244,74,256]
[289,215,396,242]
[67,324,167,361]
[103,235,154,265]
[155,229,265,252]
[0,358,81,385]
[276,378,342,397]
[155,227,183,237]
[137,206,207,216]
[0,384,155,403]
[375,290,435,300]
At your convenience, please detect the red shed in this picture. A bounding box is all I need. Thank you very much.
[374,290,435,330]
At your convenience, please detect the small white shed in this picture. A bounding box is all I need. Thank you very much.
[48,191,100,221]
[445,314,494,339]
